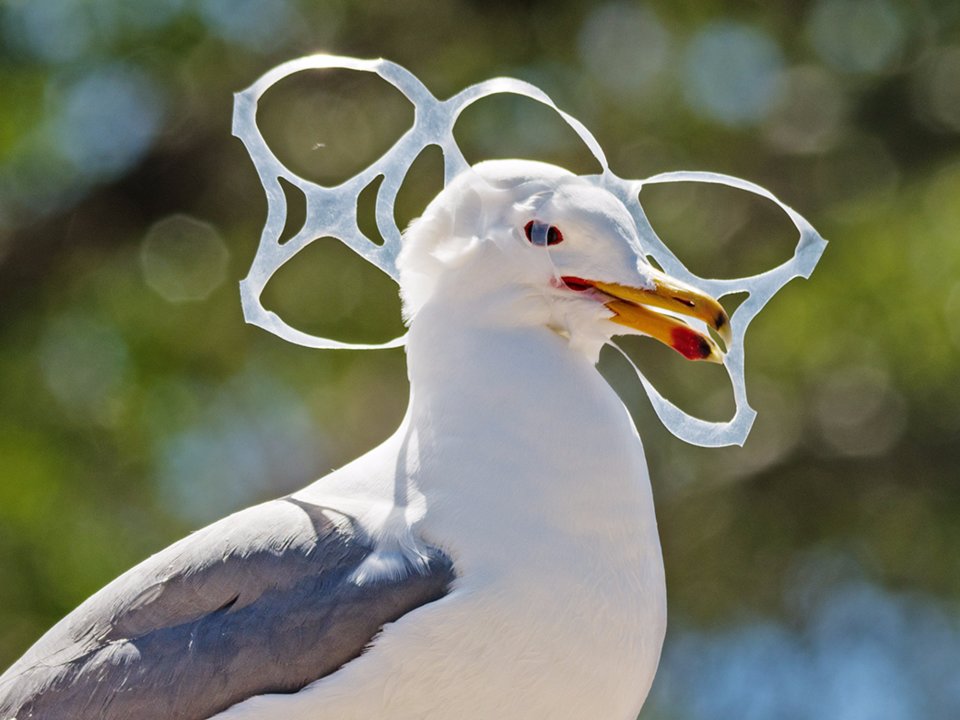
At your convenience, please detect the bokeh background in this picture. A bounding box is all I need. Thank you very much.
[1,0,959,717]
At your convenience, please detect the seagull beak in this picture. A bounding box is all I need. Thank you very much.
[562,271,731,363]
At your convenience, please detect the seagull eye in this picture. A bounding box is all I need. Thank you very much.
[524,220,564,246]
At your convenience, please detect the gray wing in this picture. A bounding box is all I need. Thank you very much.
[0,497,455,720]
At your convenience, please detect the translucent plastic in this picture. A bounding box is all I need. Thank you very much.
[233,55,827,448]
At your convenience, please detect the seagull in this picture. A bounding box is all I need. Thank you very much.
[0,159,733,720]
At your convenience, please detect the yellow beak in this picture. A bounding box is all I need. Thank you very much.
[561,272,731,363]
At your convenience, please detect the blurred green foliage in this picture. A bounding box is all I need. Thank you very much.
[1,0,959,716]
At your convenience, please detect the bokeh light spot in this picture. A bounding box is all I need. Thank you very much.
[683,22,785,127]
[151,370,324,524]
[198,0,297,53]
[812,364,906,458]
[577,2,671,103]
[764,66,848,155]
[1,0,92,63]
[139,215,229,303]
[806,0,906,75]
[51,63,165,181]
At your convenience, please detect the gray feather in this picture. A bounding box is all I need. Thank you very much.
[0,497,455,720]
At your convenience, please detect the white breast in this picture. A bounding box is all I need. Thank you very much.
[215,324,666,720]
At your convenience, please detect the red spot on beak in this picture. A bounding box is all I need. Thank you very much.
[670,326,712,360]
[560,276,593,292]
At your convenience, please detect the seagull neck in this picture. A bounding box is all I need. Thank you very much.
[401,297,658,557]
[405,299,595,421]
[404,295,645,477]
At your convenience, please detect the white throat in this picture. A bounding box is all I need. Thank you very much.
[402,287,659,555]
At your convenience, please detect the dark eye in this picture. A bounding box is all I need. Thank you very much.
[524,220,564,246]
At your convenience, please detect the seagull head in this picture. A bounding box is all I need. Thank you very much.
[398,159,730,363]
